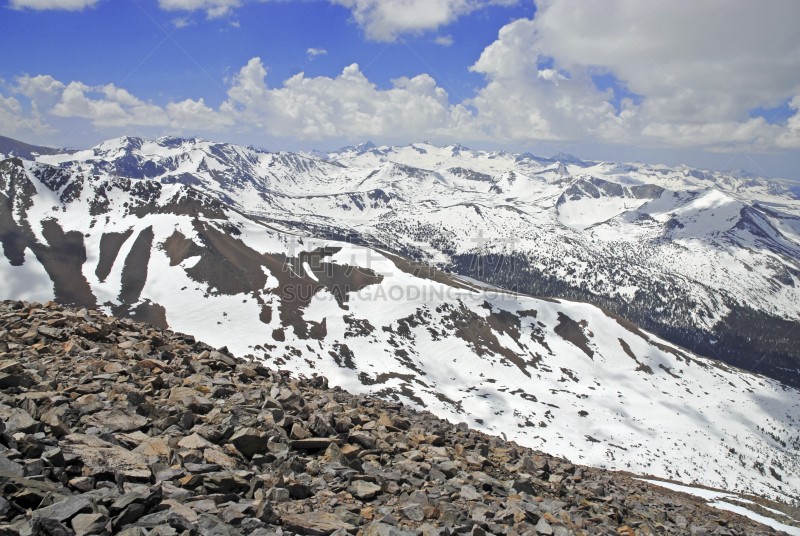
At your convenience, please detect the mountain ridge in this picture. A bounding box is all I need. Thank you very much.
[2,135,799,389]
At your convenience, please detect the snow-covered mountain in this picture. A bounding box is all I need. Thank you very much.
[8,134,799,389]
[1,155,799,505]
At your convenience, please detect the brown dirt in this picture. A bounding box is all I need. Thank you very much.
[119,226,154,304]
[95,229,134,282]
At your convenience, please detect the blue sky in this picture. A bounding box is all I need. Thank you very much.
[1,0,799,180]
[0,1,530,104]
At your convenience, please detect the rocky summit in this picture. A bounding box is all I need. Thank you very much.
[0,299,795,536]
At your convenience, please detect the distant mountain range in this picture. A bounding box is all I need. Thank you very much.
[1,145,799,503]
[3,134,798,389]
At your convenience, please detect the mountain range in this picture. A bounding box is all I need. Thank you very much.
[3,134,798,388]
[1,135,799,505]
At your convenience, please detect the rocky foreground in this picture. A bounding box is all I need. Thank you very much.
[0,300,791,536]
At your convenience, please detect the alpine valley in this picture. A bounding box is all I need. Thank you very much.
[1,135,800,507]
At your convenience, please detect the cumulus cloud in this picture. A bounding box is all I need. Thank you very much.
[14,74,65,99]
[434,35,453,46]
[0,92,54,137]
[218,57,476,140]
[0,93,26,135]
[51,82,170,128]
[529,0,800,122]
[462,0,800,151]
[166,98,235,130]
[772,96,800,150]
[306,48,327,60]
[7,74,230,133]
[466,18,626,144]
[329,0,518,41]
[9,0,101,10]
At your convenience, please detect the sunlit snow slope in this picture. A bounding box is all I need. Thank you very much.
[1,156,799,504]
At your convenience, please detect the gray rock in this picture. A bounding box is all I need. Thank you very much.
[32,516,73,536]
[401,504,425,522]
[87,409,148,433]
[363,521,418,536]
[167,509,196,533]
[256,501,278,524]
[289,438,341,450]
[281,512,355,536]
[460,485,481,501]
[229,427,266,458]
[349,432,376,450]
[33,494,93,522]
[239,517,266,534]
[181,394,213,415]
[60,434,151,480]
[265,487,290,503]
[535,519,553,536]
[197,513,245,536]
[403,491,429,508]
[0,455,24,476]
[112,503,147,531]
[71,513,109,536]
[470,526,486,536]
[350,480,381,500]
[116,529,147,536]
[434,461,460,478]
[0,407,41,434]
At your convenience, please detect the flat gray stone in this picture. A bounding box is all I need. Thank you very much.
[33,494,93,522]
[281,512,355,536]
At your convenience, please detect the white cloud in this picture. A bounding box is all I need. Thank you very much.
[306,48,327,60]
[157,0,243,18]
[467,18,626,144]
[220,57,476,140]
[8,0,800,157]
[330,0,518,41]
[7,74,234,133]
[153,0,516,39]
[528,0,800,123]
[772,96,800,150]
[536,69,565,84]
[51,82,170,128]
[0,92,54,137]
[9,0,101,10]
[463,0,800,151]
[172,17,196,28]
[13,74,66,119]
[14,74,65,100]
[434,35,453,46]
[0,93,25,135]
[166,98,235,130]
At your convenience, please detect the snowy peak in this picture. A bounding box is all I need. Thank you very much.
[551,151,584,164]
[555,176,665,230]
